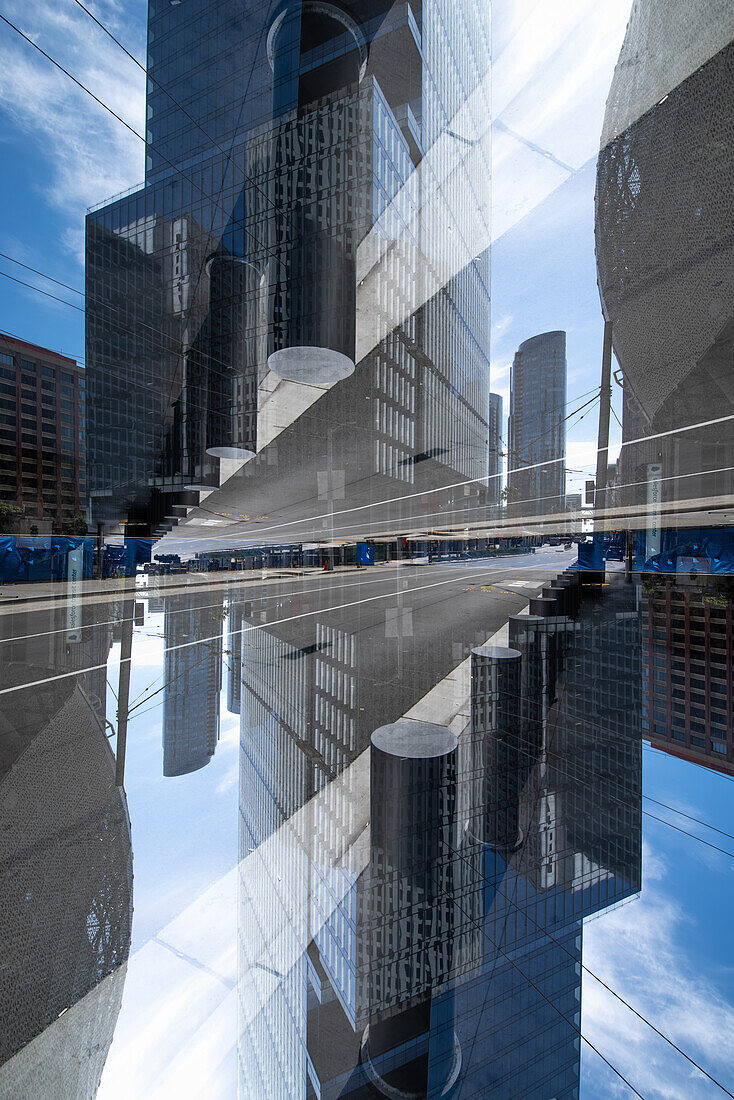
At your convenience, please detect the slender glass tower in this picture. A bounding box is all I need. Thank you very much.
[508,331,567,521]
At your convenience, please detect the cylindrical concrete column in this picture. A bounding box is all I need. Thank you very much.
[529,595,558,618]
[364,719,460,1099]
[204,254,261,460]
[468,645,523,852]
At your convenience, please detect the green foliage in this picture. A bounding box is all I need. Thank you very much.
[0,503,22,534]
[60,512,88,535]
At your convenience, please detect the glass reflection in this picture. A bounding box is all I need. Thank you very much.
[0,0,731,1095]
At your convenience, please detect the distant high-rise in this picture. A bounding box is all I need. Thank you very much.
[508,332,567,520]
[487,392,503,507]
[162,595,223,776]
[0,333,86,532]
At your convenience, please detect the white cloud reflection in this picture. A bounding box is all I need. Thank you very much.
[582,844,734,1099]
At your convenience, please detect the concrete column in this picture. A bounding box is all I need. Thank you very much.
[363,720,461,1099]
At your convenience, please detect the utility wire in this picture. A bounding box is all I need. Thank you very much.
[172,408,734,540]
[72,0,288,223]
[445,840,734,1097]
[438,879,647,1097]
[0,4,283,431]
[0,12,282,267]
[0,248,262,386]
[478,682,734,861]
[643,794,734,841]
[507,390,600,470]
[0,247,251,390]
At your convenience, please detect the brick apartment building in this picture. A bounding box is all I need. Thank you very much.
[0,333,86,532]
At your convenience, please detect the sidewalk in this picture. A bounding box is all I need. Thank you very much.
[0,563,378,608]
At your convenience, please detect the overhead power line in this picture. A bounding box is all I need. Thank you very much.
[0,11,284,268]
[71,0,288,223]
[445,841,733,1097]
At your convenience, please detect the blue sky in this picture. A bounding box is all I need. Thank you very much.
[0,0,147,360]
[582,748,734,1099]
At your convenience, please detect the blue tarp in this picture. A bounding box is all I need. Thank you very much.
[0,536,95,584]
[638,527,734,574]
[573,528,734,574]
[102,538,154,577]
[356,542,374,565]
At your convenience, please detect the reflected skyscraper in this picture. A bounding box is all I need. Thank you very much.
[595,0,734,525]
[227,601,244,715]
[508,332,567,522]
[235,566,642,1098]
[162,593,223,776]
[0,606,132,1098]
[641,573,733,775]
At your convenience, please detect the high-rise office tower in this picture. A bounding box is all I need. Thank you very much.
[161,594,223,776]
[0,606,132,1095]
[487,391,503,508]
[0,334,86,532]
[236,572,642,1098]
[85,0,492,540]
[508,331,567,521]
[595,0,734,524]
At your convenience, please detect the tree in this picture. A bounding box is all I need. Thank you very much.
[60,512,88,536]
[0,503,22,534]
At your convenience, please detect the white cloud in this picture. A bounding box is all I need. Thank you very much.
[491,0,633,241]
[582,844,734,1099]
[492,315,515,341]
[0,0,145,255]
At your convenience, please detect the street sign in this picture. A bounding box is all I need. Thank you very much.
[646,463,663,559]
[66,545,83,643]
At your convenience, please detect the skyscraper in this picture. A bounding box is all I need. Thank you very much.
[235,567,641,1097]
[487,391,503,508]
[161,593,223,776]
[508,331,567,521]
[595,0,734,527]
[0,334,86,533]
[85,0,492,541]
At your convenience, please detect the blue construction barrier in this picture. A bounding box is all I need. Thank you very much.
[0,536,95,584]
[103,538,153,577]
[638,527,734,574]
[573,528,734,574]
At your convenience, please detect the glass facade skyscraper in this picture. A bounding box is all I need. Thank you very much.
[508,332,567,522]
[85,0,492,539]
